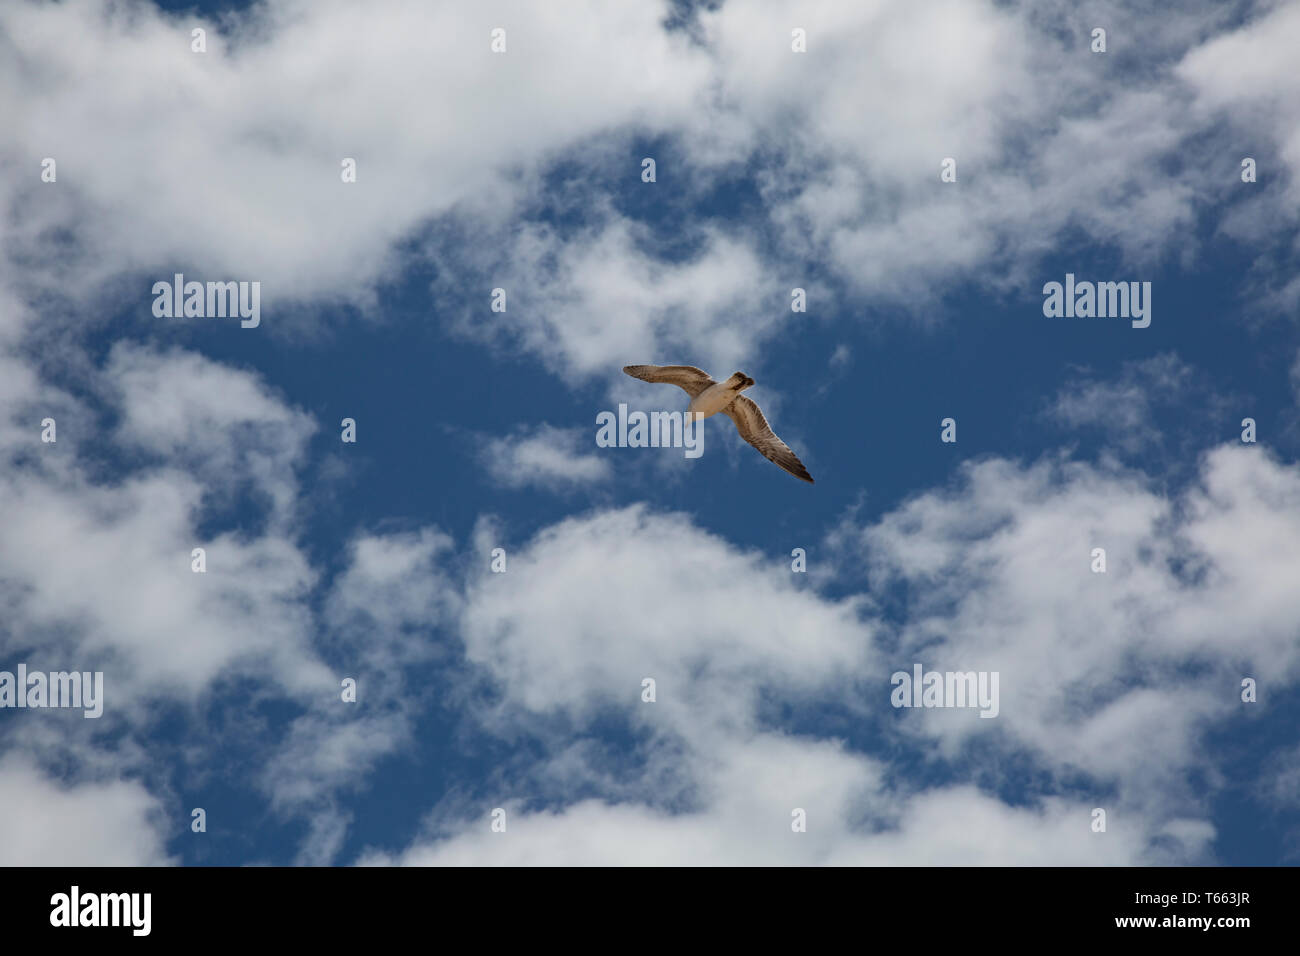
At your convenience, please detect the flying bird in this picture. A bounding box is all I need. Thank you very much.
[623,364,814,483]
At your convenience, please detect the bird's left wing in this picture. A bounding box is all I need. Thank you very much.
[723,395,814,483]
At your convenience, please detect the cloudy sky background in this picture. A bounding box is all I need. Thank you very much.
[2,0,1299,865]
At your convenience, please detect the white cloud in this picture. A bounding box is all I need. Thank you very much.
[0,753,174,866]
[369,444,1300,863]
[0,0,711,308]
[106,342,316,521]
[434,216,777,384]
[845,445,1300,807]
[260,527,464,863]
[1046,354,1198,453]
[0,343,332,707]
[1177,0,1300,206]
[3,0,1296,375]
[460,505,867,723]
[0,334,427,865]
[480,424,611,490]
[367,771,1149,867]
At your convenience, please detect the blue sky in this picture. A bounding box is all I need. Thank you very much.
[2,0,1299,866]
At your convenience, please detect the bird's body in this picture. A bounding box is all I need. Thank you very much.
[622,364,814,483]
[688,372,755,420]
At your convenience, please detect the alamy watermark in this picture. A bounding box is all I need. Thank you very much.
[1042,273,1151,328]
[50,886,150,936]
[0,664,103,718]
[891,664,999,718]
[596,404,704,458]
[151,274,260,328]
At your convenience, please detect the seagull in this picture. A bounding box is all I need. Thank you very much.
[623,364,814,483]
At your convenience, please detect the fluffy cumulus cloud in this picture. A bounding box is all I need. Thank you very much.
[1174,0,1300,311]
[461,506,867,714]
[0,333,450,863]
[4,0,1298,361]
[1176,0,1300,207]
[0,0,711,308]
[363,445,1300,864]
[0,753,174,865]
[369,771,1139,867]
[438,219,779,384]
[851,447,1300,779]
[0,341,335,706]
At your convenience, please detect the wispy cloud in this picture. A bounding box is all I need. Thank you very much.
[480,424,612,491]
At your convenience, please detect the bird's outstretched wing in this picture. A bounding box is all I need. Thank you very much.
[723,395,814,483]
[622,365,716,399]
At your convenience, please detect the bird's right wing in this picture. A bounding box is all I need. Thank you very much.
[622,365,716,399]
